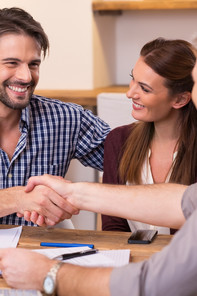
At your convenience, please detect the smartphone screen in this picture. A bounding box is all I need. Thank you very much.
[128,229,158,244]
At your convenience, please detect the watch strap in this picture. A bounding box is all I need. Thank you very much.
[43,261,63,295]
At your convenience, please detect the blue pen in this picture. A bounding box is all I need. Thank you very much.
[40,242,94,249]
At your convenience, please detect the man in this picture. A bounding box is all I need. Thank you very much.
[1,58,197,296]
[0,7,110,227]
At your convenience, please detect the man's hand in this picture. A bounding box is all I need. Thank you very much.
[0,248,112,296]
[25,174,73,197]
[0,248,54,290]
[16,184,79,226]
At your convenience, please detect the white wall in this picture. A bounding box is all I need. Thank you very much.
[115,10,197,85]
[94,9,197,87]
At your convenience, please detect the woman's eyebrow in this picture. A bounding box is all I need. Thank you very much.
[132,68,153,91]
[139,81,153,91]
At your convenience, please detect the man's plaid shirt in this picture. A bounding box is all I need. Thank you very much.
[0,95,110,226]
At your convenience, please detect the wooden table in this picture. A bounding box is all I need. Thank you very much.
[0,225,172,288]
[0,225,172,262]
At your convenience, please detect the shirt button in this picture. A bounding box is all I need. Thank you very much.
[8,173,12,178]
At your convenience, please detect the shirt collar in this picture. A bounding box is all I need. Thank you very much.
[20,105,30,131]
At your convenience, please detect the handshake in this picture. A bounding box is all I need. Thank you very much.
[16,174,82,227]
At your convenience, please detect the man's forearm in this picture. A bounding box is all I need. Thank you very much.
[0,186,24,217]
[25,175,187,228]
[71,182,187,229]
[57,264,112,296]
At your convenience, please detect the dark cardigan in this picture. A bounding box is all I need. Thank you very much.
[102,123,177,234]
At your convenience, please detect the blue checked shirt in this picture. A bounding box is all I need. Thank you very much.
[0,95,110,226]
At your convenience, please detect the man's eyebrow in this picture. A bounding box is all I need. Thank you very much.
[2,58,41,63]
[30,58,41,63]
[2,58,21,62]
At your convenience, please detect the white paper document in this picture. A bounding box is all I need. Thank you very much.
[34,247,130,267]
[65,249,130,267]
[0,226,22,248]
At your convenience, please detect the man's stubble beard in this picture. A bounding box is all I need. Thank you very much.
[0,84,35,110]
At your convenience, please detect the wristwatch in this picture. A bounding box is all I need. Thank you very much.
[43,261,63,295]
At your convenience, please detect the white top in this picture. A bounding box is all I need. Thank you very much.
[127,149,177,235]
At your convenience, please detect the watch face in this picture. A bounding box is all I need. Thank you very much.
[44,275,55,295]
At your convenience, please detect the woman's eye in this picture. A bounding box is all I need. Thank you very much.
[141,85,150,93]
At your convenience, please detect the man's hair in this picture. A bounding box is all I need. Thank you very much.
[0,7,49,58]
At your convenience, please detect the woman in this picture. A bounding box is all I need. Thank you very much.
[102,37,197,234]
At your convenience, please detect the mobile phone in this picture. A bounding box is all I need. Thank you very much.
[128,229,158,244]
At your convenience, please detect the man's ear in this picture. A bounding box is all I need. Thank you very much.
[172,91,191,109]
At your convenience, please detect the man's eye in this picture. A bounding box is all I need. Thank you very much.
[29,63,39,69]
[7,62,17,66]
